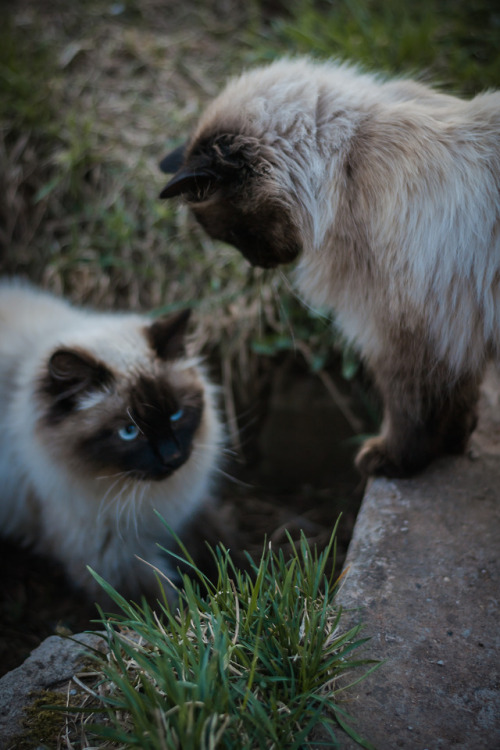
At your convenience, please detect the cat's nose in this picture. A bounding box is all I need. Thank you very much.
[157,439,183,468]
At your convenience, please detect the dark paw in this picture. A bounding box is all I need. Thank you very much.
[355,437,420,478]
[355,437,397,477]
[443,411,478,455]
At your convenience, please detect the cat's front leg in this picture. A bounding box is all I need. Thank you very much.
[355,414,436,478]
[355,368,481,478]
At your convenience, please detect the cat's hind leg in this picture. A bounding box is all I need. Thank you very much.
[355,369,482,478]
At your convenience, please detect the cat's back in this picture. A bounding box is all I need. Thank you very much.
[0,279,75,342]
[0,280,80,403]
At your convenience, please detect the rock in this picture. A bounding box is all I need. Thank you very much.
[332,369,500,749]
[0,632,105,749]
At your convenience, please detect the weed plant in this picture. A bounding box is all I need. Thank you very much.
[73,526,377,749]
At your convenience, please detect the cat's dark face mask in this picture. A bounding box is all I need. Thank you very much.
[39,310,205,482]
[106,376,204,482]
[159,135,302,269]
[75,403,203,482]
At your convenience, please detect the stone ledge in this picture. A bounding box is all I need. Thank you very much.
[335,371,500,749]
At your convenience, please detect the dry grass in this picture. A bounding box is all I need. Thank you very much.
[0,0,312,407]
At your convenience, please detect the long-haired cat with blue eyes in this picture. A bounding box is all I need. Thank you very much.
[0,279,223,601]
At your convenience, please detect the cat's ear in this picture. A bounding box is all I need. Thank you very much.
[159,141,217,198]
[48,348,112,395]
[147,309,192,360]
[159,143,186,174]
[159,168,219,200]
[159,133,261,200]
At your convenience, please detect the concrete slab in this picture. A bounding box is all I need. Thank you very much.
[335,371,500,749]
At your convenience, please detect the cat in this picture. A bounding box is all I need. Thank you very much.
[159,56,500,478]
[0,279,223,601]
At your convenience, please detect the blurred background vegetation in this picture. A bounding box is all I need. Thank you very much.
[1,0,498,416]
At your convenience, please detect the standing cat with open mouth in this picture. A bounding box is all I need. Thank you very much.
[159,57,500,477]
[0,279,223,600]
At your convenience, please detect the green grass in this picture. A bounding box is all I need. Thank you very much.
[71,525,377,749]
[257,0,500,93]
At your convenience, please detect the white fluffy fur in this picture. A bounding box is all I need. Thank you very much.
[0,280,223,599]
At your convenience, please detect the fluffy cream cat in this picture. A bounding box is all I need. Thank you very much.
[0,280,223,600]
[159,57,500,477]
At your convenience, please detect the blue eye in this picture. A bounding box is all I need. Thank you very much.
[170,408,183,423]
[118,424,140,441]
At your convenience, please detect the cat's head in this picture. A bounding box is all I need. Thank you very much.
[159,133,304,270]
[36,310,209,482]
[157,61,323,269]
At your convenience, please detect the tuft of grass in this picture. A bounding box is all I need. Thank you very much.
[72,526,378,749]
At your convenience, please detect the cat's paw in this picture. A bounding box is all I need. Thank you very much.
[355,436,408,478]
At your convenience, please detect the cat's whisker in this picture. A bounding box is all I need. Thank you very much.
[212,465,256,488]
[221,448,239,458]
[115,483,134,541]
[98,474,135,538]
[96,470,136,481]
[97,475,129,523]
[96,472,135,513]
[277,270,330,319]
[129,481,146,539]
[126,408,144,435]
[135,483,151,536]
[190,441,222,452]
[123,485,139,536]
[121,485,133,532]
[186,448,246,488]
[136,401,162,416]
[129,485,142,537]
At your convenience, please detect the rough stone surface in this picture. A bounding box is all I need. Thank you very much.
[335,371,500,749]
[0,632,105,749]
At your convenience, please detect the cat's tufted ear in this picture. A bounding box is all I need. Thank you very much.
[48,348,112,396]
[147,309,192,360]
[159,133,262,200]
